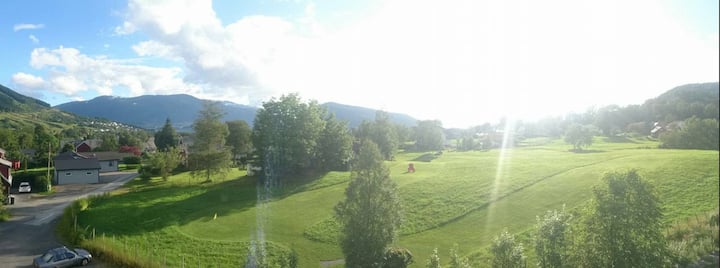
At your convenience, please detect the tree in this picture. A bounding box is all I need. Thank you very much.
[96,132,119,152]
[356,111,399,160]
[535,207,572,268]
[155,118,179,152]
[189,102,232,182]
[335,141,403,267]
[575,170,669,267]
[660,117,719,150]
[60,143,75,153]
[146,147,182,180]
[317,114,353,171]
[491,230,526,268]
[225,120,252,165]
[563,123,595,151]
[252,94,325,176]
[414,120,444,151]
[118,129,143,147]
[426,248,441,268]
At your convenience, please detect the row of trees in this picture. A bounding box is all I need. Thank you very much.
[252,94,445,179]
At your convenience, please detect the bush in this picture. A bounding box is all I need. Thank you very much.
[0,206,10,221]
[138,165,160,179]
[123,156,142,165]
[382,247,414,268]
[33,175,51,192]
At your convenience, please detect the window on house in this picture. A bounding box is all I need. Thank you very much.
[109,161,113,166]
[86,172,92,175]
[65,172,71,176]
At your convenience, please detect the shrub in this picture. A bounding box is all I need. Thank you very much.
[33,175,51,192]
[382,247,414,268]
[123,156,141,165]
[491,230,526,268]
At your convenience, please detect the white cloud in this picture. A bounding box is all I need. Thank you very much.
[13,23,45,31]
[12,72,46,89]
[131,40,179,60]
[28,35,39,44]
[109,0,719,127]
[18,46,204,99]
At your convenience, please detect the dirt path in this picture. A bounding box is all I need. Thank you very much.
[0,172,137,267]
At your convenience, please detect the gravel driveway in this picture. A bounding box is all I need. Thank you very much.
[0,172,137,268]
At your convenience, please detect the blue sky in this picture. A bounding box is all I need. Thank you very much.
[1,0,717,128]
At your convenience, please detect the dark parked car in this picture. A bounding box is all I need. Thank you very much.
[33,246,92,268]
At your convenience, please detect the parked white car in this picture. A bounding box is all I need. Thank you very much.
[18,182,31,193]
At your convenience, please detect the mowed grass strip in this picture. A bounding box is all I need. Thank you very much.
[76,138,719,267]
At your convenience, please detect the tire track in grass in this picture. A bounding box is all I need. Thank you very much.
[410,154,632,233]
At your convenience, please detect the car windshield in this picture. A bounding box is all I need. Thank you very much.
[41,252,53,262]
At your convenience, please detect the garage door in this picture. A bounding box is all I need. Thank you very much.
[58,169,99,184]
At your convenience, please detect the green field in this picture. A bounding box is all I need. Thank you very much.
[74,137,719,267]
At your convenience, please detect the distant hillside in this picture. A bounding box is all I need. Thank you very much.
[0,84,137,133]
[55,94,257,131]
[55,95,418,131]
[0,84,51,112]
[643,82,719,122]
[321,102,417,127]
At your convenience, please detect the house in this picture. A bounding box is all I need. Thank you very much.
[87,152,134,172]
[0,148,16,202]
[53,152,100,184]
[75,139,102,153]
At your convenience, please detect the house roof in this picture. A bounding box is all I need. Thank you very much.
[86,151,134,161]
[75,139,102,150]
[53,152,100,171]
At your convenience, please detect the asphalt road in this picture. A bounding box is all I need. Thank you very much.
[0,172,137,268]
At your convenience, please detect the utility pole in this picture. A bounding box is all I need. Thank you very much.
[47,142,52,192]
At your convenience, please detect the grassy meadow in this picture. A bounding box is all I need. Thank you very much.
[72,137,719,267]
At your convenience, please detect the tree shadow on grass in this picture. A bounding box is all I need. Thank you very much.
[568,149,606,154]
[412,153,441,162]
[81,178,258,235]
[603,136,639,143]
[81,171,333,236]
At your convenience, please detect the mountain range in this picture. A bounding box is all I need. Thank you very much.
[54,94,419,131]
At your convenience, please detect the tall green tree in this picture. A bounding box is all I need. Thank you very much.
[335,141,403,267]
[491,230,526,268]
[414,120,444,151]
[225,120,252,165]
[189,102,232,182]
[575,170,668,267]
[317,114,353,171]
[155,118,179,151]
[96,132,119,151]
[356,111,399,160]
[252,94,325,176]
[535,207,572,268]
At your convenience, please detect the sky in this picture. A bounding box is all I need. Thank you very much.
[1,0,718,128]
